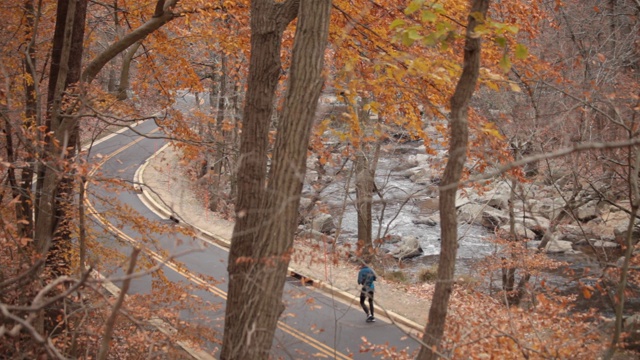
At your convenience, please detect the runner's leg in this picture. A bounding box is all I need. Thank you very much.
[360,288,369,315]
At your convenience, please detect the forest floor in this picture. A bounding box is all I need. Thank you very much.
[140,145,434,331]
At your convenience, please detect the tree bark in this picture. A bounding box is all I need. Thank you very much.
[209,53,228,211]
[17,0,38,238]
[417,0,490,359]
[116,41,141,100]
[355,151,374,260]
[354,98,377,261]
[221,0,329,358]
[224,0,298,280]
[34,0,86,255]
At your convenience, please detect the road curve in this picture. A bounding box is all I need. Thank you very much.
[85,120,420,359]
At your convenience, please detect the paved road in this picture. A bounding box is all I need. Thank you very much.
[86,120,420,358]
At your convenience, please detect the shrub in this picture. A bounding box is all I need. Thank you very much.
[386,270,408,283]
[417,266,438,282]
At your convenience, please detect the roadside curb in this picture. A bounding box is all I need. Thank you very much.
[133,143,173,219]
[136,144,425,335]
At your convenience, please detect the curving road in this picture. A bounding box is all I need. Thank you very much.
[85,119,420,359]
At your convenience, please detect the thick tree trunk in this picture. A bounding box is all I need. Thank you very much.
[221,0,329,358]
[32,0,88,285]
[49,0,88,271]
[417,0,489,359]
[224,0,298,281]
[35,0,86,255]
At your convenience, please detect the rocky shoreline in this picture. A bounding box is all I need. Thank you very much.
[299,141,638,264]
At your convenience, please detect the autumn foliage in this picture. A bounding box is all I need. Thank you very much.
[1,0,640,358]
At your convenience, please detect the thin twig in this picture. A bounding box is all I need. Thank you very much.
[97,248,140,360]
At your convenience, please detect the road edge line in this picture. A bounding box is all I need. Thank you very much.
[137,145,425,334]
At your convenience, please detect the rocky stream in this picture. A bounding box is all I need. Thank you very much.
[299,137,640,322]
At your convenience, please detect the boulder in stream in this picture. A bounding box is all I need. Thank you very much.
[390,236,424,260]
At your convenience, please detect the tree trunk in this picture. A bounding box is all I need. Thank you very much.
[221,0,329,358]
[224,0,298,280]
[501,150,529,306]
[208,53,228,211]
[17,0,38,238]
[417,0,489,359]
[107,67,117,93]
[34,0,87,255]
[228,80,242,199]
[2,102,21,226]
[353,97,378,261]
[117,41,142,100]
[108,0,121,94]
[355,151,374,260]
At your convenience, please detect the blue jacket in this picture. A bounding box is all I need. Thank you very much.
[358,266,377,290]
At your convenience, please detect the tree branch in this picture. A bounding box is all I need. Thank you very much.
[153,0,166,17]
[81,0,181,83]
[446,137,640,191]
[275,0,301,30]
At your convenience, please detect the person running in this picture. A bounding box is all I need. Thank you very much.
[357,263,377,323]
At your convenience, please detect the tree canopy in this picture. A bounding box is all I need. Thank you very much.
[1,0,640,358]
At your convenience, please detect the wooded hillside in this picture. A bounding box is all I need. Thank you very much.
[1,0,639,359]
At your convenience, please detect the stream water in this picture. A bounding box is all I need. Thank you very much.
[314,143,494,264]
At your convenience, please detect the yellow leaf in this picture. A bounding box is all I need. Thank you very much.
[482,123,504,139]
[515,44,528,59]
[499,54,512,73]
[486,81,499,91]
